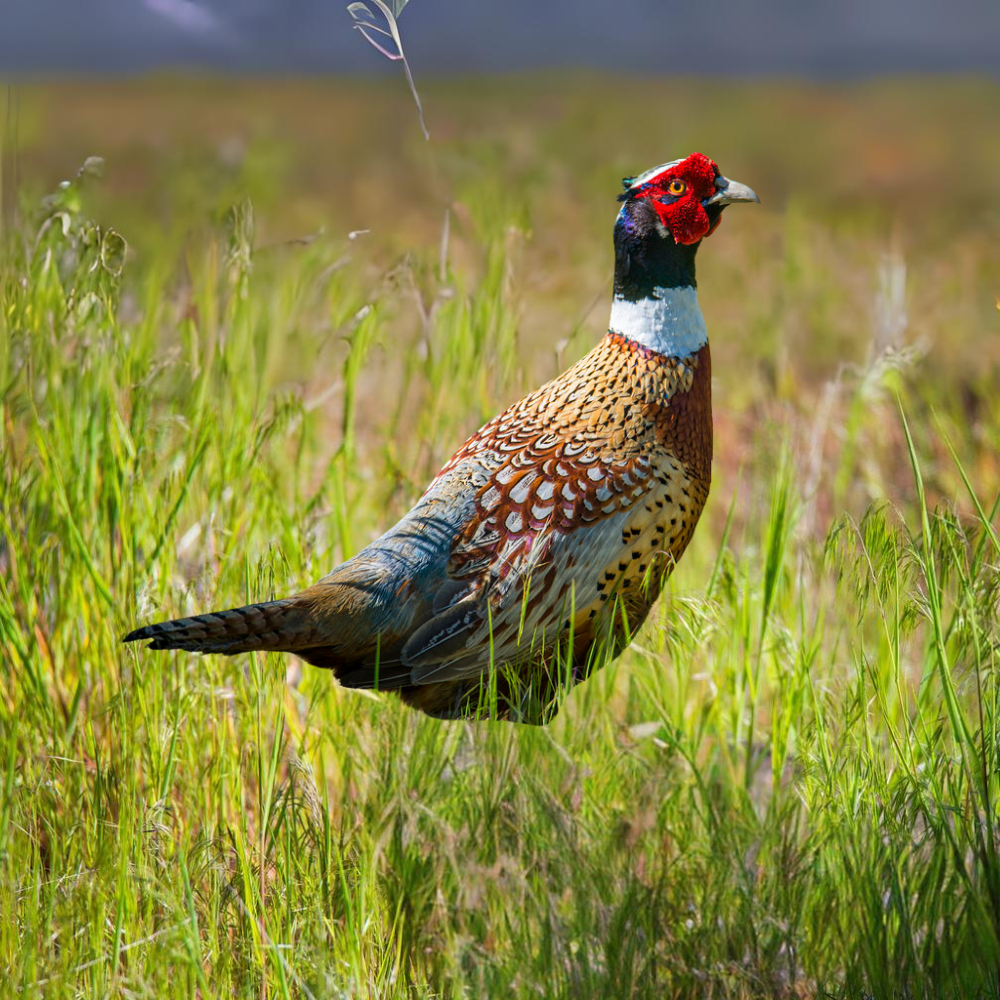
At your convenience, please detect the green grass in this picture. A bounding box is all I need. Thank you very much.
[2,76,1000,997]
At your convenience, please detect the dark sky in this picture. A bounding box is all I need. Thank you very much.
[1,0,998,76]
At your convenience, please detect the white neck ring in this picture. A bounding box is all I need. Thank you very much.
[608,285,707,358]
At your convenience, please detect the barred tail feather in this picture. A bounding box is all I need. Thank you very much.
[123,598,313,655]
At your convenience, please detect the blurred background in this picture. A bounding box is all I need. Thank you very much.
[4,5,1000,996]
[3,0,998,508]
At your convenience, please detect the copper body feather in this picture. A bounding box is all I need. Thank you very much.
[126,333,712,722]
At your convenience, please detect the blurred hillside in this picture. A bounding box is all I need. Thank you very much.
[2,0,999,75]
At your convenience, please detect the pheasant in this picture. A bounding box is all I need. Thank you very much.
[125,152,758,723]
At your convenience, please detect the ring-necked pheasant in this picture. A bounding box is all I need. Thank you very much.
[125,152,758,723]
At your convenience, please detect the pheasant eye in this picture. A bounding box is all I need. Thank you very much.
[667,179,687,196]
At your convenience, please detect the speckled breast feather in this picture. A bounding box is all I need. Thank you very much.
[399,331,713,688]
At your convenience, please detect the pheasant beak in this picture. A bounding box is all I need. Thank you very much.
[703,175,760,207]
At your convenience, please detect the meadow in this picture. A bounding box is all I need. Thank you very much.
[2,76,1000,997]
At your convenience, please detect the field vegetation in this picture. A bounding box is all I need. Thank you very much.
[2,76,1000,997]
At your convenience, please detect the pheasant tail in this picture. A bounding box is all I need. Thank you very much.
[123,598,316,655]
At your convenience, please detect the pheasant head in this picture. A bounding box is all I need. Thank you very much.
[611,153,759,357]
[618,152,759,246]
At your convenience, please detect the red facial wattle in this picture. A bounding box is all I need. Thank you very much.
[632,152,720,245]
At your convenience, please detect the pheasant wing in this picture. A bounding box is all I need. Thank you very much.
[402,440,660,682]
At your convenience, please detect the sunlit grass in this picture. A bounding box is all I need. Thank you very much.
[2,77,1000,998]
